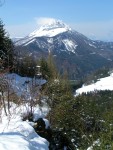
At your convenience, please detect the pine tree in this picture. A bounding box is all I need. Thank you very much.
[0,19,14,73]
[39,57,50,79]
[47,52,58,80]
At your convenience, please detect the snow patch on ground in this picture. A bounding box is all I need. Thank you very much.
[0,103,49,150]
[0,73,49,150]
[89,43,97,48]
[63,39,78,53]
[5,73,46,99]
[47,38,53,44]
[90,52,96,55]
[24,39,35,46]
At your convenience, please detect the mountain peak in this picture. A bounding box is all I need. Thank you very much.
[29,18,71,38]
[40,18,70,29]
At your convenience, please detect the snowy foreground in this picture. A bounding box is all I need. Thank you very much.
[0,103,49,150]
[76,73,113,95]
[1,72,109,150]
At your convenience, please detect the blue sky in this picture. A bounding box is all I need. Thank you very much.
[0,0,113,41]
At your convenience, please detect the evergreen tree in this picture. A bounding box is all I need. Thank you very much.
[39,57,50,79]
[47,52,58,80]
[17,55,36,77]
[0,19,14,73]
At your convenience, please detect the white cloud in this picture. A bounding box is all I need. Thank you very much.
[35,17,58,26]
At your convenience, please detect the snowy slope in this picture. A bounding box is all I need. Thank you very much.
[0,103,49,150]
[15,19,71,46]
[75,73,113,95]
[0,73,50,150]
[62,39,78,53]
[5,73,46,99]
[29,19,71,38]
[0,73,49,150]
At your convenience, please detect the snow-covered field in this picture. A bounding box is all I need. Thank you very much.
[6,73,46,97]
[0,73,49,150]
[75,73,113,96]
[0,103,49,150]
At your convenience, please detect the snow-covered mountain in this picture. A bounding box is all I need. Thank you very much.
[14,19,83,55]
[29,19,71,38]
[15,19,71,47]
[14,19,113,79]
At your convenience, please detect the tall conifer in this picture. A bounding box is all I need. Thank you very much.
[0,19,14,73]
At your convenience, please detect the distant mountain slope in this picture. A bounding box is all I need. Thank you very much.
[75,72,113,95]
[14,19,113,79]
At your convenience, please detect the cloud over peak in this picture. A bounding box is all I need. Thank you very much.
[35,17,60,26]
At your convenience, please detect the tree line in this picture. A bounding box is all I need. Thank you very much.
[0,19,14,74]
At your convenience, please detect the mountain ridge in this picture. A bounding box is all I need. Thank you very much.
[14,19,113,79]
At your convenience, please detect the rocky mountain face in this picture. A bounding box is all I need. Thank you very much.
[14,19,113,79]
